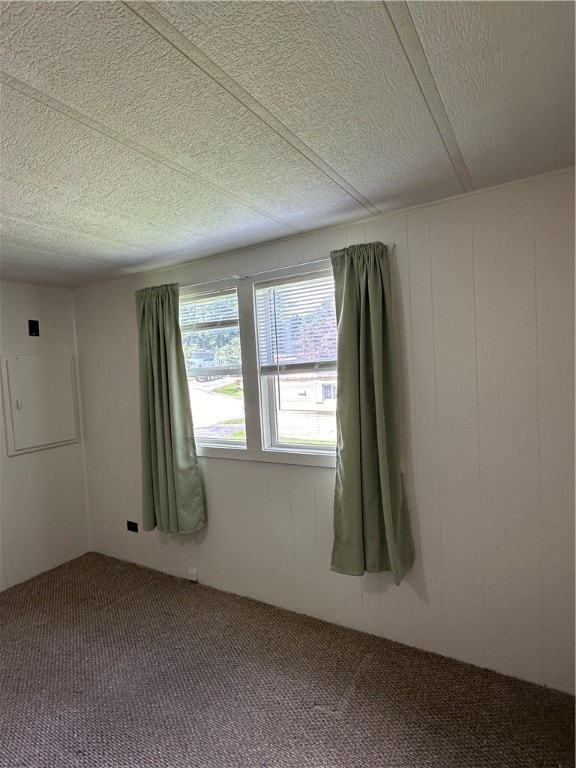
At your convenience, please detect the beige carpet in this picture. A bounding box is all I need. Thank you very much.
[0,553,573,768]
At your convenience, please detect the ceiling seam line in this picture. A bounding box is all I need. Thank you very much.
[0,241,121,266]
[0,210,238,254]
[0,235,254,272]
[123,1,381,216]
[383,1,475,194]
[0,213,165,252]
[0,71,303,235]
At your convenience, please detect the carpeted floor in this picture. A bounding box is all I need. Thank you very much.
[0,553,573,768]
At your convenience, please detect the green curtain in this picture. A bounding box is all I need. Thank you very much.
[135,284,206,534]
[330,242,414,585]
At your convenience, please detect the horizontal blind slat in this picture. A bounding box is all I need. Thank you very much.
[260,361,336,375]
[186,367,242,377]
[255,275,337,371]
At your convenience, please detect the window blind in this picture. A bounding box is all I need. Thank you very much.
[179,289,242,378]
[179,289,238,330]
[255,274,337,375]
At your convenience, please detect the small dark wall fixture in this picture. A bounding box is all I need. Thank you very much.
[127,521,139,533]
[28,320,39,337]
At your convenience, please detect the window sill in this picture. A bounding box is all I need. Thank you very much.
[196,444,336,468]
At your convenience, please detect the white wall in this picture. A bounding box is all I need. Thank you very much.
[74,169,574,694]
[0,282,89,590]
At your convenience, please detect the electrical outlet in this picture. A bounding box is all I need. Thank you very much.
[127,521,138,533]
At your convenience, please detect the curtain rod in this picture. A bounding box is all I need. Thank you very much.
[180,257,331,292]
[239,257,331,279]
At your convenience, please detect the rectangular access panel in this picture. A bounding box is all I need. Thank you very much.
[1,355,79,456]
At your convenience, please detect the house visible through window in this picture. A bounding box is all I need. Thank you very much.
[254,273,337,450]
[179,266,337,462]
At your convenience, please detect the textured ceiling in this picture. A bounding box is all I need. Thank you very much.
[0,1,574,287]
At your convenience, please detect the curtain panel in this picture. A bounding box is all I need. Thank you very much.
[330,242,414,585]
[135,284,205,534]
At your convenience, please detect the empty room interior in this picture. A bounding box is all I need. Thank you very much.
[0,1,574,767]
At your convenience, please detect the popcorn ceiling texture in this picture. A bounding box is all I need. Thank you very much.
[410,1,576,188]
[0,1,573,286]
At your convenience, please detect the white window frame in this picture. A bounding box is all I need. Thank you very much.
[180,263,336,468]
[255,269,337,454]
[179,286,245,450]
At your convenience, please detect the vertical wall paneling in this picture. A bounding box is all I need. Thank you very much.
[257,463,296,612]
[473,181,543,684]
[313,466,338,623]
[277,233,320,272]
[72,170,574,693]
[345,222,367,247]
[78,280,141,564]
[290,465,322,619]
[0,282,89,588]
[405,207,445,656]
[359,573,385,637]
[331,569,363,632]
[211,459,263,600]
[534,171,575,692]
[319,225,348,260]
[276,236,304,269]
[193,459,238,593]
[230,458,267,601]
[429,197,484,666]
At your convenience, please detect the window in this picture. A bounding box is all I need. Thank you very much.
[179,265,337,466]
[179,289,245,445]
[255,274,337,451]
